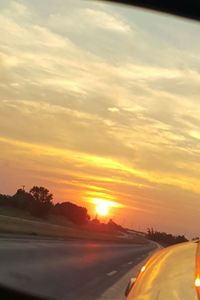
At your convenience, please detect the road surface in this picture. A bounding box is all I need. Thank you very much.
[0,236,155,300]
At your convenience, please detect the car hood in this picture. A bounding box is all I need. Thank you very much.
[127,241,199,300]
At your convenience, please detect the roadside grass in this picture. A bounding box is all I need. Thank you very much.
[0,207,149,244]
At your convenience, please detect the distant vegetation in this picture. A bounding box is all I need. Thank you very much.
[146,228,188,246]
[90,217,127,233]
[0,187,189,244]
[0,187,125,234]
[53,201,90,225]
[0,186,90,225]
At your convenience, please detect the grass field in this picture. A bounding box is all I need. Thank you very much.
[0,207,149,244]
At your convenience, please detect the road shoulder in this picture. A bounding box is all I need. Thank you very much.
[98,243,161,300]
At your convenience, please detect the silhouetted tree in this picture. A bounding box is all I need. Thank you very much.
[0,194,12,206]
[107,219,127,232]
[53,202,90,225]
[30,186,53,205]
[29,186,53,218]
[192,237,199,241]
[0,186,94,224]
[12,189,34,210]
[146,228,188,246]
[91,218,100,225]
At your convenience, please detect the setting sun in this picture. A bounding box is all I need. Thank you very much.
[96,203,109,216]
[91,198,123,218]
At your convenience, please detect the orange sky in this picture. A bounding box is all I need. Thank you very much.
[1,0,200,237]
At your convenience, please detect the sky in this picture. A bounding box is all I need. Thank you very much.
[1,0,200,237]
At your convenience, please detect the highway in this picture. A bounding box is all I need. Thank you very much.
[0,236,156,300]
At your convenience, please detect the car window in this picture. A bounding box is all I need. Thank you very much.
[0,1,200,299]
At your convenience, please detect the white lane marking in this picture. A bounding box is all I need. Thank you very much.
[107,270,117,276]
[128,261,133,265]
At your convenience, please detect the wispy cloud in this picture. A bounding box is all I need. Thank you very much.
[84,8,131,32]
[1,0,200,235]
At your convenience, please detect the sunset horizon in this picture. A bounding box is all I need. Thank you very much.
[1,0,200,238]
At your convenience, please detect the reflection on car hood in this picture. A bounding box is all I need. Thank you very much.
[127,242,199,300]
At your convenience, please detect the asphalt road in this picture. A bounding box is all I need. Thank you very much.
[0,236,155,300]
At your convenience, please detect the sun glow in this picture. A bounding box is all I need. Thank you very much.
[96,203,109,216]
[195,276,200,287]
[91,197,122,217]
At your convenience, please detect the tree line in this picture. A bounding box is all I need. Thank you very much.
[146,228,188,246]
[0,186,131,233]
[0,186,90,225]
[0,187,191,243]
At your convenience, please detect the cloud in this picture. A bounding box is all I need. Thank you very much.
[84,8,131,33]
[1,0,200,235]
[9,1,28,16]
[108,107,119,112]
